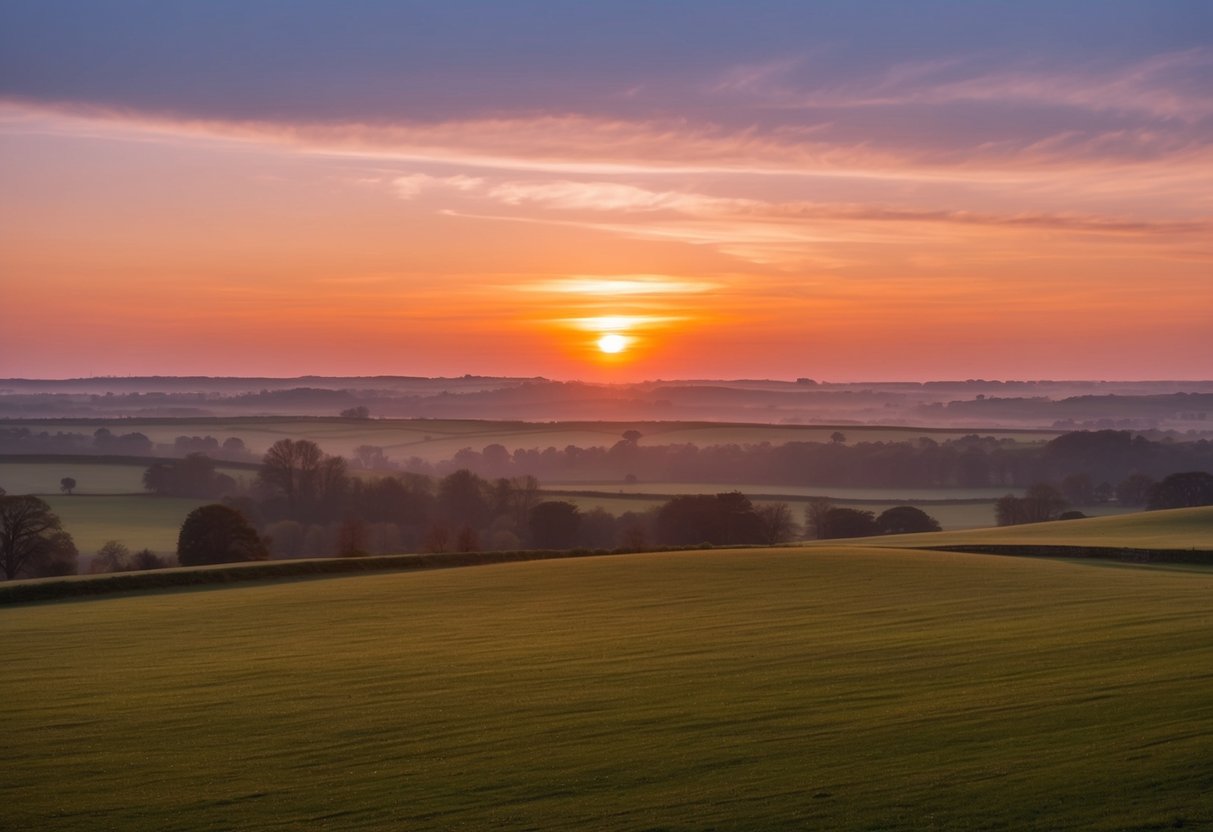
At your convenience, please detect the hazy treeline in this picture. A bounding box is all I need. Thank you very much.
[409,430,1213,492]
[0,427,254,460]
[3,377,1210,428]
[145,439,802,558]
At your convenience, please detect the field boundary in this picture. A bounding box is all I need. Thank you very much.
[917,543,1213,565]
[542,487,995,505]
[0,544,763,606]
[0,453,261,469]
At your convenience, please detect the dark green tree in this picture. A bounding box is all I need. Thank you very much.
[528,501,582,549]
[1147,471,1213,510]
[437,469,491,528]
[1116,473,1156,507]
[177,504,268,566]
[819,507,877,539]
[875,506,941,535]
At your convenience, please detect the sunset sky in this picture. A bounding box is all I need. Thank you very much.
[1,1,1210,381]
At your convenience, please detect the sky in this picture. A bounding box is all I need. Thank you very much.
[1,1,1211,381]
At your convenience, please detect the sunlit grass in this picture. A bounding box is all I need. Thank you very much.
[4,547,1213,831]
[869,505,1213,550]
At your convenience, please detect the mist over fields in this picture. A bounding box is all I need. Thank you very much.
[3,376,1212,431]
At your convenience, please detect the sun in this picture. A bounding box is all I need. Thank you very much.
[597,333,628,354]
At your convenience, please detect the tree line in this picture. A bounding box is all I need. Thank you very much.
[385,430,1213,492]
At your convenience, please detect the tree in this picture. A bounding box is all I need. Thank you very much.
[996,484,1068,525]
[437,469,490,529]
[1060,473,1094,506]
[144,453,231,498]
[422,525,451,553]
[1116,473,1156,507]
[93,540,131,573]
[337,516,368,557]
[177,504,268,566]
[756,503,797,544]
[455,526,480,552]
[875,506,941,535]
[1147,471,1213,510]
[221,436,248,458]
[830,431,847,445]
[995,494,1027,526]
[258,439,324,517]
[655,493,755,546]
[340,405,371,419]
[819,507,876,539]
[60,477,77,495]
[1023,483,1068,522]
[354,445,391,470]
[131,548,169,570]
[529,501,582,549]
[803,498,834,540]
[0,495,78,579]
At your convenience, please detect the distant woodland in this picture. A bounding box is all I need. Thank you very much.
[2,376,1211,430]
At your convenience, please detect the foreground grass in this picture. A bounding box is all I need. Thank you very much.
[4,548,1213,831]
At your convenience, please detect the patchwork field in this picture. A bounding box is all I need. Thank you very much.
[4,545,1213,831]
[0,459,256,496]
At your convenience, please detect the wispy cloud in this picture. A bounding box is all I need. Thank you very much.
[393,173,484,199]
[517,276,720,295]
[721,49,1213,122]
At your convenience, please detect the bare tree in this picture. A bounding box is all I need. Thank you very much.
[93,540,131,573]
[0,496,76,579]
[756,502,798,544]
[258,439,324,516]
[803,498,834,540]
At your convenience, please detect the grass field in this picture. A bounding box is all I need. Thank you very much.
[3,416,1056,461]
[4,546,1213,831]
[42,495,206,554]
[0,460,255,496]
[870,505,1213,550]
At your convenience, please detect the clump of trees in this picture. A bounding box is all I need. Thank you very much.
[995,483,1069,526]
[144,453,237,498]
[803,500,941,539]
[399,429,1213,493]
[0,495,78,579]
[1146,471,1213,510]
[91,540,170,573]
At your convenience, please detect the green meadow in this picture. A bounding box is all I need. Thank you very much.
[4,543,1213,831]
[0,460,256,496]
[41,495,207,554]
